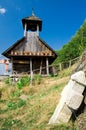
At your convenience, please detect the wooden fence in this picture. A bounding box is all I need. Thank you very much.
[52,57,80,72]
[30,56,80,75]
[0,56,80,76]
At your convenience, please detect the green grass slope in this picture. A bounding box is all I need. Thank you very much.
[0,67,86,130]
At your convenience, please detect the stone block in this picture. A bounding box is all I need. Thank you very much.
[49,71,86,124]
[66,91,84,110]
[48,101,72,124]
[71,71,86,86]
[61,80,72,102]
[56,103,72,123]
[72,81,85,94]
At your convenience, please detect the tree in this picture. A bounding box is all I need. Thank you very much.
[54,19,86,64]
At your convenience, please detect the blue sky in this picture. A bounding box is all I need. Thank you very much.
[0,0,86,54]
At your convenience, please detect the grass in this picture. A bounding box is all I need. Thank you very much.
[0,66,86,130]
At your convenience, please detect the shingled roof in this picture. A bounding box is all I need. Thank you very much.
[22,13,42,31]
[2,36,57,59]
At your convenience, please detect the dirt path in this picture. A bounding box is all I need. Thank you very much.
[43,76,70,88]
[54,76,70,85]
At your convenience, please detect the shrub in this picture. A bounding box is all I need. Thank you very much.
[17,99,26,108]
[17,76,30,89]
[10,90,21,97]
[5,77,10,84]
[1,117,23,129]
[7,101,17,110]
[7,99,26,110]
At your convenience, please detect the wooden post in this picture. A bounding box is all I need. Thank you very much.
[24,23,27,37]
[40,59,42,75]
[46,57,49,75]
[37,24,39,36]
[11,57,13,73]
[5,60,9,73]
[30,58,33,84]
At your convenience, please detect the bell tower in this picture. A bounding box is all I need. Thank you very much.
[22,10,42,37]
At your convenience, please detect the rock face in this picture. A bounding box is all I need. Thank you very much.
[73,50,86,73]
[49,71,86,124]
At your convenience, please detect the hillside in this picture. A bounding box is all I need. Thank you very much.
[0,67,86,130]
[54,20,86,64]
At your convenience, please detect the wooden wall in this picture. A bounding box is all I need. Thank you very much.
[10,34,53,57]
[12,57,48,74]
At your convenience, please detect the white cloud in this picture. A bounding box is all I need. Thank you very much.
[0,8,7,14]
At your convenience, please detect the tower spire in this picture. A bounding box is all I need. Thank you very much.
[22,10,42,33]
[32,8,35,16]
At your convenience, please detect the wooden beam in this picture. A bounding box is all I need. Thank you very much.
[37,24,39,36]
[11,57,13,72]
[46,57,49,75]
[30,58,33,84]
[10,51,53,56]
[13,60,29,64]
[40,59,43,74]
[24,23,27,37]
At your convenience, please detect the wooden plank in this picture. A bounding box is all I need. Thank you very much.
[10,50,53,56]
[46,57,49,75]
[13,60,29,64]
[40,59,43,74]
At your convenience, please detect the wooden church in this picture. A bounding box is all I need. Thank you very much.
[2,11,57,75]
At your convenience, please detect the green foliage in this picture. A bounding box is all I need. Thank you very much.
[17,76,30,89]
[1,68,86,130]
[33,74,42,85]
[0,89,2,99]
[54,20,86,64]
[2,118,15,128]
[7,101,17,110]
[0,117,23,130]
[10,90,21,97]
[7,99,26,110]
[0,108,8,114]
[5,77,10,84]
[57,68,72,79]
[50,124,79,130]
[17,99,26,108]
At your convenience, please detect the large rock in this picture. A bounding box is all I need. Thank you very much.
[49,71,86,124]
[49,97,72,124]
[73,50,86,72]
[71,71,86,86]
[66,91,83,110]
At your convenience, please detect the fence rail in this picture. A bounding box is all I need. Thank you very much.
[0,56,80,76]
[28,56,80,75]
[53,56,80,72]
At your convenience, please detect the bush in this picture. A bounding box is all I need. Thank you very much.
[17,76,30,89]
[1,117,23,129]
[7,99,26,110]
[7,101,17,110]
[5,77,10,84]
[17,99,26,108]
[10,90,21,97]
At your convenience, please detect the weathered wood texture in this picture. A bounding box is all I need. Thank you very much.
[12,57,48,74]
[2,33,57,74]
[8,33,55,57]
